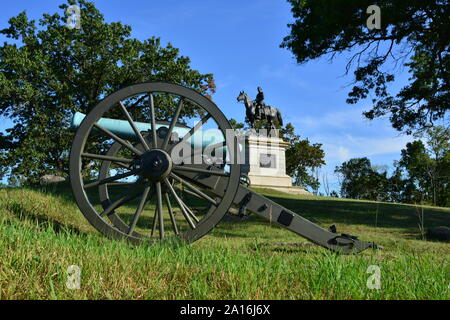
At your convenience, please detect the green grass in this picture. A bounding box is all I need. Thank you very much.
[0,183,449,299]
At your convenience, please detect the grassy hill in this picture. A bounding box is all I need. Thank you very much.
[0,183,448,299]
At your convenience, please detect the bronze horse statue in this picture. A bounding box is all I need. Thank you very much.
[237,91,283,129]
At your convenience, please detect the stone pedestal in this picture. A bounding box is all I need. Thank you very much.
[241,134,311,196]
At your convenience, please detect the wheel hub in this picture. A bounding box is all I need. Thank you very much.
[140,149,172,181]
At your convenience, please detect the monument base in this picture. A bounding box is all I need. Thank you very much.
[251,184,312,196]
[247,174,292,187]
[242,134,312,196]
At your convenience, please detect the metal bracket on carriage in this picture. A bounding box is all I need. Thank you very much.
[238,192,252,217]
[328,225,381,250]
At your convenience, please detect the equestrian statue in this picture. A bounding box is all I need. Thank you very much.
[237,87,283,130]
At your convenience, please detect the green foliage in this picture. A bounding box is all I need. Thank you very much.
[282,0,449,134]
[281,123,325,190]
[336,126,450,206]
[0,150,7,182]
[335,157,388,200]
[0,0,215,185]
[329,190,339,198]
[228,118,245,130]
[397,126,450,206]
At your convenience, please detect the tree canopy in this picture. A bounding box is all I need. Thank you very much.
[0,0,215,184]
[335,157,387,200]
[281,123,325,190]
[335,126,450,206]
[396,127,450,206]
[282,0,449,134]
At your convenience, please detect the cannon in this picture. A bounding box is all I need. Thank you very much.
[70,82,378,253]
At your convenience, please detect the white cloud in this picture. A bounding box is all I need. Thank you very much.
[314,134,413,164]
[335,146,351,162]
[310,134,414,194]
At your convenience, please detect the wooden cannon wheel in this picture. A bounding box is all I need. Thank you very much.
[69,82,241,243]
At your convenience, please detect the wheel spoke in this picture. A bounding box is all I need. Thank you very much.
[173,165,228,177]
[177,195,200,223]
[99,180,147,217]
[151,206,158,236]
[170,173,218,206]
[164,178,196,229]
[173,183,213,221]
[179,114,211,145]
[175,141,226,164]
[119,101,150,151]
[174,184,202,200]
[82,153,133,164]
[84,168,140,189]
[164,192,179,235]
[127,94,148,110]
[128,186,151,235]
[149,93,158,149]
[155,181,164,239]
[114,163,132,170]
[161,98,184,150]
[94,123,143,156]
[105,182,136,187]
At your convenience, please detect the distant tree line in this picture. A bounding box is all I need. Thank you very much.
[335,126,450,207]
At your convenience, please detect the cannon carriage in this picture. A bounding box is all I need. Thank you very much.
[70,82,378,253]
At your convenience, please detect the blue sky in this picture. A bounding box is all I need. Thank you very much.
[0,0,414,192]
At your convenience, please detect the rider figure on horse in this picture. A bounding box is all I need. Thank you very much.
[236,88,283,130]
[254,87,265,118]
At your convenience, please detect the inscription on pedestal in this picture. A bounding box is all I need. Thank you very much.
[239,132,311,195]
[260,153,276,168]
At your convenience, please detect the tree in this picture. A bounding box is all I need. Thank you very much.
[280,123,325,190]
[335,157,389,200]
[397,141,433,202]
[0,151,7,182]
[335,127,449,206]
[228,118,245,130]
[425,126,450,206]
[330,190,339,198]
[0,0,215,184]
[385,166,412,203]
[397,126,450,206]
[281,0,449,134]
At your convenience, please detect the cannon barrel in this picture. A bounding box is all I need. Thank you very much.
[70,112,226,149]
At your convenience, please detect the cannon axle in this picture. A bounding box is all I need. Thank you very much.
[139,149,172,181]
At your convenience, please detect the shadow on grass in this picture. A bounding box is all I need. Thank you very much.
[265,195,450,230]
[256,241,318,254]
[27,181,76,206]
[5,200,85,236]
[26,181,450,238]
